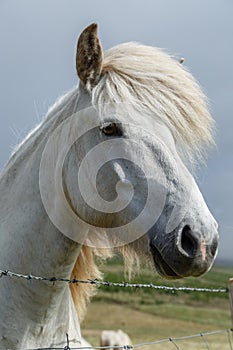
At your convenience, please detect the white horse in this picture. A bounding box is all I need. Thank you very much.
[100,330,132,350]
[0,23,218,349]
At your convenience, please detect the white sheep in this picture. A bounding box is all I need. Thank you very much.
[100,330,132,350]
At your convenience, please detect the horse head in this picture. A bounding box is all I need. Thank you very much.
[40,23,218,280]
[70,24,218,278]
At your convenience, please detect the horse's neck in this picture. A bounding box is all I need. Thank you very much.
[0,278,82,349]
[0,88,84,349]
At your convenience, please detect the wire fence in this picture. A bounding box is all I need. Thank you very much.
[67,330,233,350]
[0,269,228,293]
[14,329,233,350]
[0,268,232,350]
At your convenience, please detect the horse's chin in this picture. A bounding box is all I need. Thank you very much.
[150,243,183,280]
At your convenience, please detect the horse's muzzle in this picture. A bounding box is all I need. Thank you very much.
[149,224,219,279]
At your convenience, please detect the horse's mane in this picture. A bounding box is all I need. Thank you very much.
[96,42,214,161]
[70,238,147,321]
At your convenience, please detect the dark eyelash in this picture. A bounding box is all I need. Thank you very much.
[100,123,122,136]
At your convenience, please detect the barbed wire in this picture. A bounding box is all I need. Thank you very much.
[0,268,228,293]
[17,329,233,350]
[0,269,232,349]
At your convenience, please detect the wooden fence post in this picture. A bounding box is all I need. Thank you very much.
[228,278,233,330]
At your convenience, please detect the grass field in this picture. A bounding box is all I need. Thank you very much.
[81,258,233,350]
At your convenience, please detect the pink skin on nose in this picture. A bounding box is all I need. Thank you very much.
[200,240,207,261]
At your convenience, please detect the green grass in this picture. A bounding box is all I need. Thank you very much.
[82,258,233,350]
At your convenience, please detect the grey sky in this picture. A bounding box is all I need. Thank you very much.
[0,0,232,262]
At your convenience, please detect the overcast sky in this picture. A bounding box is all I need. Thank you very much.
[0,0,232,263]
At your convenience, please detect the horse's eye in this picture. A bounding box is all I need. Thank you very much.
[100,123,122,136]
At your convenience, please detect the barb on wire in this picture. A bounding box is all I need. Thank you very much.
[0,269,228,294]
[200,333,211,350]
[64,333,71,350]
[169,337,180,350]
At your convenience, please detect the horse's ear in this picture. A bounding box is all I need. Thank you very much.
[76,23,103,91]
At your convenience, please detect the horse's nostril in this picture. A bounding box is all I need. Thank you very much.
[210,237,218,257]
[180,225,197,258]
